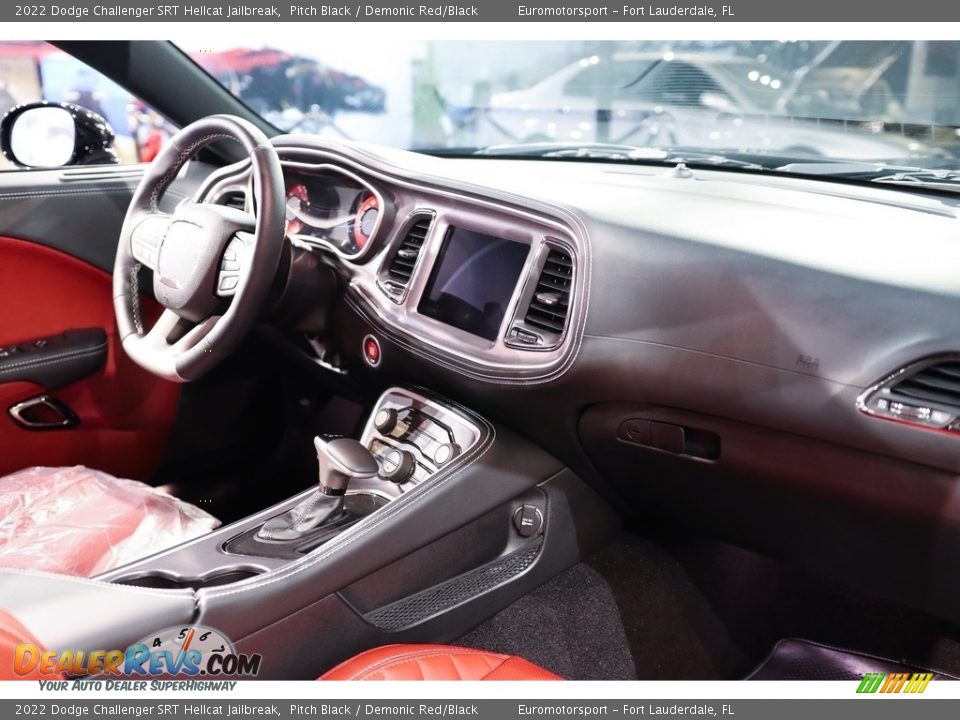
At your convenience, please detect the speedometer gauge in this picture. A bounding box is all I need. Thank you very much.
[352,192,380,251]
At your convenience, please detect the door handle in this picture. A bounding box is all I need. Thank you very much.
[8,395,79,431]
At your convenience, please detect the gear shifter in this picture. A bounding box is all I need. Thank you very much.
[257,436,379,542]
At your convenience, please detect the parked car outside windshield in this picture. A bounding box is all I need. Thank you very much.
[174,40,960,168]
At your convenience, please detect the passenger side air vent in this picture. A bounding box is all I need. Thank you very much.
[892,362,960,406]
[379,215,432,302]
[858,357,960,433]
[508,245,574,349]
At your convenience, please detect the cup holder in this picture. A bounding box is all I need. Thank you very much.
[113,567,263,590]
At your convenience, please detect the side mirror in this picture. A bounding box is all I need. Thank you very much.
[0,101,118,169]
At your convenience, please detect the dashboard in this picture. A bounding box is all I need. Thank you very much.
[194,136,960,625]
[204,141,589,383]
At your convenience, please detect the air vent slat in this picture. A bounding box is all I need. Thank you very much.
[890,363,960,408]
[523,247,573,336]
[928,365,960,381]
[540,267,573,281]
[894,383,960,406]
[537,277,571,292]
[381,216,432,300]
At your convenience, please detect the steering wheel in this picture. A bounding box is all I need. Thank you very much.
[113,115,284,382]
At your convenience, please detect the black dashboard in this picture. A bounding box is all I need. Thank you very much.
[197,136,960,624]
[204,140,590,383]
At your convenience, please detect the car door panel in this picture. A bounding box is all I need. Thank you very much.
[0,172,184,480]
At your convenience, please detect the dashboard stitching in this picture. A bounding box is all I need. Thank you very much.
[200,408,496,600]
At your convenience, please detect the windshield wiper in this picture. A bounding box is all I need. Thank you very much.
[870,168,960,191]
[776,160,960,191]
[474,142,768,170]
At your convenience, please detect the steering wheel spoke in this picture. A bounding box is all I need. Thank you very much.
[216,231,255,298]
[140,309,188,349]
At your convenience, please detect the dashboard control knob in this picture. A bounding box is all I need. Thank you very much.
[380,448,416,484]
[433,442,461,466]
[374,408,399,435]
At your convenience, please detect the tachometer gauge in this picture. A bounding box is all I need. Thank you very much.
[284,182,310,235]
[352,192,380,251]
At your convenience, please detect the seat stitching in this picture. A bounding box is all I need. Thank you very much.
[479,655,512,680]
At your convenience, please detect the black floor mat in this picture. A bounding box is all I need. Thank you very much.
[748,638,957,681]
[457,532,960,681]
[456,535,748,680]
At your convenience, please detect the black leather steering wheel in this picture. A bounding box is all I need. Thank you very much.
[113,115,284,382]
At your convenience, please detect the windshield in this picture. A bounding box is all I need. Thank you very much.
[175,40,960,168]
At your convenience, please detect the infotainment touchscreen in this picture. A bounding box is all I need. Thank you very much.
[418,227,530,341]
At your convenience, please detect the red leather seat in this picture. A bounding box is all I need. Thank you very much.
[0,611,558,681]
[319,644,562,681]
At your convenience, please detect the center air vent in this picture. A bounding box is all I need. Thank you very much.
[508,245,574,349]
[379,215,432,302]
[858,357,960,433]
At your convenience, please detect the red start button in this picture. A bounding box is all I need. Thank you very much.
[362,334,381,367]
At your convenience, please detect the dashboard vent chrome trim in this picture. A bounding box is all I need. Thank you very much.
[857,355,960,434]
[525,247,573,331]
[379,214,433,302]
[505,243,575,351]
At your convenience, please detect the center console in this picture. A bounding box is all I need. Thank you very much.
[96,387,483,587]
[1,382,614,678]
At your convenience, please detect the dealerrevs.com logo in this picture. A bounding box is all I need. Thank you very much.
[14,626,262,678]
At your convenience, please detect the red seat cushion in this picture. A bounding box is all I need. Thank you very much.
[319,644,562,681]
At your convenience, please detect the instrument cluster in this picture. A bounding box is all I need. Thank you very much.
[282,164,382,257]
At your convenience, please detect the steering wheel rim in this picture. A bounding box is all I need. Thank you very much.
[113,115,284,382]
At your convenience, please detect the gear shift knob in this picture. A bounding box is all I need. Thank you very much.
[315,436,379,496]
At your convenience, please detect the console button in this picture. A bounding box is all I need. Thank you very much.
[513,504,543,538]
[380,448,415,484]
[374,408,399,435]
[433,442,461,466]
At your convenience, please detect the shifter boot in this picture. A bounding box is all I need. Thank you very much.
[256,492,344,541]
[257,436,379,542]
